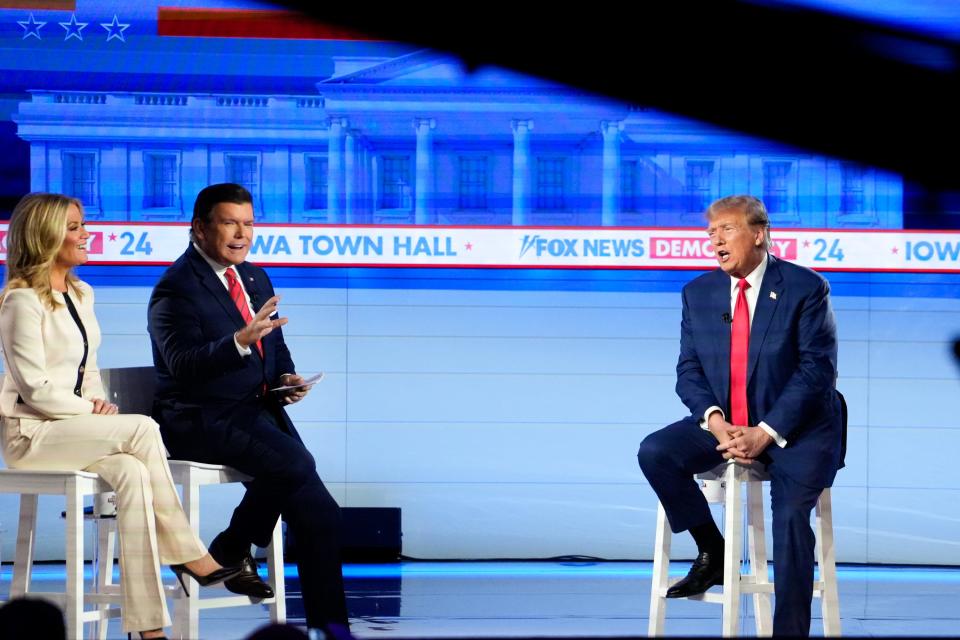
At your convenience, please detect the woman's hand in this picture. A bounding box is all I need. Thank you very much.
[91,398,119,415]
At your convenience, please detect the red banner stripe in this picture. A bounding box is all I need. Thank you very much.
[156,7,377,40]
[0,1,75,8]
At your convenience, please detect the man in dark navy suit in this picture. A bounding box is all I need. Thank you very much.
[637,195,843,637]
[148,183,348,634]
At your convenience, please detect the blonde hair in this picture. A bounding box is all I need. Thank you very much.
[1,193,84,309]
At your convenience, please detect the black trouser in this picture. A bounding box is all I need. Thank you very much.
[173,407,348,628]
[637,417,821,637]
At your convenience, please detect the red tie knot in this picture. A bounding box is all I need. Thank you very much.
[737,278,750,292]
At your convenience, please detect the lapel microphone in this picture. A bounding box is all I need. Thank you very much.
[722,312,732,324]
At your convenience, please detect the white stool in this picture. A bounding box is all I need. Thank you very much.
[99,366,286,639]
[167,460,286,640]
[648,461,841,637]
[0,469,122,640]
[99,367,287,639]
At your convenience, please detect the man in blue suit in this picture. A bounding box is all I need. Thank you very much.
[637,195,843,637]
[148,183,348,634]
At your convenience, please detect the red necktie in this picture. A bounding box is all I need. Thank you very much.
[730,278,750,426]
[225,267,262,357]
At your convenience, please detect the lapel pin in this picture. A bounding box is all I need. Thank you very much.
[769,291,778,300]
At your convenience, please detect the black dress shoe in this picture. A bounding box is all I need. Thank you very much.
[665,550,724,598]
[223,554,275,599]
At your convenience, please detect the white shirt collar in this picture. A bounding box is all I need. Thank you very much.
[193,242,235,278]
[729,252,769,293]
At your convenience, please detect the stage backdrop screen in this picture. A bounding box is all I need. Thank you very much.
[1,0,958,565]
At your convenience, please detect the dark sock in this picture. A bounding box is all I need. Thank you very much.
[689,520,724,555]
[209,530,250,564]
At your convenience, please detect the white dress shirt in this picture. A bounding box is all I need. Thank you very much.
[701,253,787,447]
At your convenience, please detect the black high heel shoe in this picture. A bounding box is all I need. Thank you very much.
[169,563,242,597]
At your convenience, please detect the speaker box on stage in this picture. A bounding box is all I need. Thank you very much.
[342,507,403,562]
[283,507,402,563]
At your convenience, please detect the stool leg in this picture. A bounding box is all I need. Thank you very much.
[816,489,842,636]
[12,494,39,598]
[172,470,201,640]
[648,502,672,637]
[266,517,287,624]
[65,478,84,640]
[91,517,118,640]
[747,479,773,636]
[721,465,742,638]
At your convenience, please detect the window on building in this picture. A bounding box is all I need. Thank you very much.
[227,155,258,196]
[621,160,637,212]
[841,162,866,215]
[763,161,793,214]
[536,157,566,211]
[381,155,411,209]
[63,152,97,207]
[306,156,328,210]
[685,160,714,213]
[458,156,488,210]
[145,154,177,208]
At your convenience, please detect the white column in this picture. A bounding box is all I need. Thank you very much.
[601,120,624,226]
[326,117,346,223]
[363,144,372,219]
[371,154,379,217]
[511,119,533,225]
[344,130,356,223]
[413,117,436,224]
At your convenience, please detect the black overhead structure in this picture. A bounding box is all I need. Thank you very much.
[277,0,960,213]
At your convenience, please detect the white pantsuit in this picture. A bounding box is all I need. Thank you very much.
[0,282,207,633]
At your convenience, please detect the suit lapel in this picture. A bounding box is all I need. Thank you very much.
[186,246,245,328]
[235,263,262,314]
[708,269,732,409]
[187,249,264,365]
[747,254,783,383]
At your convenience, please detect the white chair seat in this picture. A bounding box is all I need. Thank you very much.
[99,366,287,639]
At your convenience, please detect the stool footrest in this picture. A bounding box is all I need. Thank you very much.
[175,594,281,610]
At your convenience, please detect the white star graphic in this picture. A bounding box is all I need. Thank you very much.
[59,13,88,41]
[100,14,130,42]
[17,13,46,40]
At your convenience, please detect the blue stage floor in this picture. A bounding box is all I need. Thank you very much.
[3,561,960,638]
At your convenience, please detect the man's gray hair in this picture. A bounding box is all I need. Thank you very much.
[706,195,771,250]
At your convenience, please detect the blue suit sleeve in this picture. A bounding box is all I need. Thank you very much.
[675,286,721,419]
[148,278,247,384]
[760,278,838,439]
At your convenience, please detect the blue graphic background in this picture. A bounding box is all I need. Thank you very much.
[1,0,959,567]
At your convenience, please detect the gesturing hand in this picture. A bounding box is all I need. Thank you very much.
[235,295,288,347]
[91,398,119,415]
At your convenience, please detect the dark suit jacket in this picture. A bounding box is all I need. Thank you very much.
[147,244,299,457]
[676,254,844,488]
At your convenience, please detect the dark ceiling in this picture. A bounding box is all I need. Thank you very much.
[275,0,960,198]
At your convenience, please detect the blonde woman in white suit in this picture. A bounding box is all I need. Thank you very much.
[0,193,240,639]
